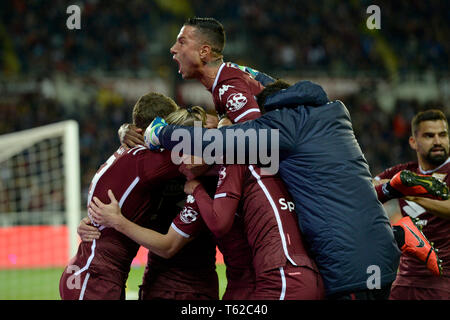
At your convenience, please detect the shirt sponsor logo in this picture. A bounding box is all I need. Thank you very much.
[226,93,247,112]
[279,198,295,212]
[180,206,199,224]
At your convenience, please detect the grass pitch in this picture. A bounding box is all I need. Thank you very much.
[0,264,227,300]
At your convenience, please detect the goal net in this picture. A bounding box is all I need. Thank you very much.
[0,121,81,299]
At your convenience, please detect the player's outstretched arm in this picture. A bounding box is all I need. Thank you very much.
[89,190,191,258]
[156,110,295,166]
[404,197,450,220]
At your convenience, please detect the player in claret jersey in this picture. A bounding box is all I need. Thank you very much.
[59,93,218,300]
[90,182,257,300]
[184,163,325,300]
[89,108,257,300]
[118,18,273,159]
[210,61,263,123]
[137,174,219,301]
[184,164,325,300]
[374,109,450,300]
[170,181,256,300]
[170,17,274,124]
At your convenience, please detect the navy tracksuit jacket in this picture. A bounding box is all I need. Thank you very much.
[159,80,400,296]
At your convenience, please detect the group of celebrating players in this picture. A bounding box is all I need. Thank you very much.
[59,17,450,300]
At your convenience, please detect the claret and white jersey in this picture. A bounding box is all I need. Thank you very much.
[210,62,264,123]
[376,159,450,279]
[60,145,180,299]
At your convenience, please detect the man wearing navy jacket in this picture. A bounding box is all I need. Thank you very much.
[145,79,402,299]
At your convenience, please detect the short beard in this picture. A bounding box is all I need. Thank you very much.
[426,149,449,166]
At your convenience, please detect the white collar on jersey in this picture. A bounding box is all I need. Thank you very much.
[419,157,450,175]
[211,62,226,92]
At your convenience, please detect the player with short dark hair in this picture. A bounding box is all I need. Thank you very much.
[255,79,291,111]
[374,109,450,299]
[183,17,226,58]
[411,109,449,141]
[170,17,273,124]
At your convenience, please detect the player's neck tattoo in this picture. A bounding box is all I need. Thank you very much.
[206,58,223,67]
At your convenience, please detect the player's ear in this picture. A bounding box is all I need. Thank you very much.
[409,135,417,151]
[200,44,211,61]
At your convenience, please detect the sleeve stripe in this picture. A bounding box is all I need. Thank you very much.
[170,222,190,238]
[214,193,227,199]
[234,108,261,122]
[119,177,140,208]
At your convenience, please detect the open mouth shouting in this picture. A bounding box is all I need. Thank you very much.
[172,55,182,74]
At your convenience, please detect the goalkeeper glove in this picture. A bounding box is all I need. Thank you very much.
[144,117,167,150]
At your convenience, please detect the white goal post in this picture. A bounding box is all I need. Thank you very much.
[0,120,81,258]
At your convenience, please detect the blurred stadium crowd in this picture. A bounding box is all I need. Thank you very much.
[0,0,448,205]
[1,0,448,76]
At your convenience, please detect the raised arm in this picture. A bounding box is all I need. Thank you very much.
[146,80,329,169]
[154,110,297,176]
[160,109,295,152]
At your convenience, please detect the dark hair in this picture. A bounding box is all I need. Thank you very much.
[184,17,225,55]
[132,92,179,130]
[256,79,291,112]
[411,109,448,136]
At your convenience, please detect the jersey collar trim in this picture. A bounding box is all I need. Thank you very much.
[211,62,225,93]
[419,157,450,174]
